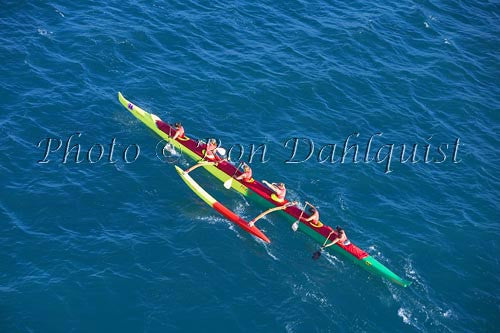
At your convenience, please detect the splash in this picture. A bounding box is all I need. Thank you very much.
[397,307,413,325]
[37,28,52,36]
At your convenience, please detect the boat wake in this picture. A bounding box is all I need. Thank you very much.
[397,307,416,327]
[195,215,227,226]
[386,258,455,331]
[322,251,342,267]
[403,258,419,287]
[290,278,330,309]
[263,242,279,261]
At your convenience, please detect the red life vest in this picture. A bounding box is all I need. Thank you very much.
[240,168,252,181]
[205,142,217,158]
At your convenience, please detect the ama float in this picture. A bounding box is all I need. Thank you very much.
[117,92,411,287]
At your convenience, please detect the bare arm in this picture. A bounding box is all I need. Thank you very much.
[304,211,318,222]
[262,180,279,192]
[322,237,340,249]
[304,215,315,222]
[303,205,318,222]
[235,172,246,181]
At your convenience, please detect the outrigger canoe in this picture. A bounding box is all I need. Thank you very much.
[118,92,411,287]
[174,165,271,243]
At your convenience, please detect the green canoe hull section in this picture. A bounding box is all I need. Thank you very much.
[362,256,411,287]
[118,92,411,287]
[275,210,411,287]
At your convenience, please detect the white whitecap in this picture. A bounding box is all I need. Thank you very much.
[37,29,50,36]
[397,307,411,325]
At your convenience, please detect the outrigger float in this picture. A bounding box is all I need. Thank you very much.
[175,164,271,244]
[118,92,411,287]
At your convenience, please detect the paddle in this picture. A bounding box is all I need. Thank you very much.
[262,180,272,187]
[163,143,177,155]
[216,147,227,156]
[312,247,324,260]
[312,230,336,260]
[163,126,177,155]
[223,162,243,189]
[292,202,310,232]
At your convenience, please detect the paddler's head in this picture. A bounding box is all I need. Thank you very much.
[174,122,181,128]
[244,165,251,171]
[308,206,316,213]
[278,183,285,189]
[336,226,344,233]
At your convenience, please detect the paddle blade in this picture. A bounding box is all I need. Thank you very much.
[164,143,177,156]
[223,178,233,189]
[312,250,322,260]
[216,147,227,156]
[291,221,299,232]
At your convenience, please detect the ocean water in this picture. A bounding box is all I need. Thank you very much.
[1,0,498,332]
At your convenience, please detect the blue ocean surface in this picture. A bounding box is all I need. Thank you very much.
[1,0,498,332]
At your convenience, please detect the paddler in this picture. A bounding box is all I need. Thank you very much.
[235,163,253,182]
[304,205,321,227]
[262,181,287,203]
[171,122,185,140]
[323,226,351,248]
[163,122,184,154]
[204,138,220,160]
